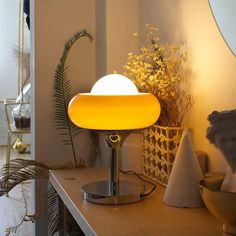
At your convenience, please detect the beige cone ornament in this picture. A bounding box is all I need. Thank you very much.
[163,128,204,208]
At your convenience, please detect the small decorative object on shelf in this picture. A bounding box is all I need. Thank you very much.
[200,109,236,235]
[143,125,183,186]
[12,104,31,129]
[13,137,27,154]
[163,128,203,208]
[124,24,193,186]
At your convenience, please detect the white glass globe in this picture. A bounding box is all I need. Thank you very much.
[91,74,138,95]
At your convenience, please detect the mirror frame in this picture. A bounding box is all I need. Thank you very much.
[208,0,236,57]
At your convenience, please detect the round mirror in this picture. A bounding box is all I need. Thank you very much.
[209,0,236,56]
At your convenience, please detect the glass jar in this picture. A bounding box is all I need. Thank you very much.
[12,104,30,129]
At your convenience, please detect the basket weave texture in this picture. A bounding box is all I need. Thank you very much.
[143,125,183,186]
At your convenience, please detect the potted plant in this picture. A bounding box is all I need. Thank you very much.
[123,24,193,186]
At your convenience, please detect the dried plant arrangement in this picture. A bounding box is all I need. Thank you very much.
[54,29,93,167]
[0,159,50,197]
[0,159,50,235]
[0,159,76,236]
[124,25,193,127]
[5,183,34,236]
[13,48,30,88]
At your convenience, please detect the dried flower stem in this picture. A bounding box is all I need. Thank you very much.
[124,25,193,126]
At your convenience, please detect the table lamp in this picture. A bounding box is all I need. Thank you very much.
[68,74,160,204]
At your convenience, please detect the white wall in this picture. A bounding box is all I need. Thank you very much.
[0,0,30,99]
[106,0,139,74]
[138,0,236,172]
[95,0,140,77]
[0,0,19,100]
[0,1,19,145]
[32,0,96,168]
[0,1,30,145]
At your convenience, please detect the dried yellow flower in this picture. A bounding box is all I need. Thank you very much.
[123,25,193,126]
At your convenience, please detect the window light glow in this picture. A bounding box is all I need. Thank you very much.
[91,74,138,95]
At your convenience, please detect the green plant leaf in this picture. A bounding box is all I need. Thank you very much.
[53,29,93,167]
[0,159,50,196]
[48,183,64,234]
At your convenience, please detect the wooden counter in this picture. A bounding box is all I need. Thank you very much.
[49,167,222,236]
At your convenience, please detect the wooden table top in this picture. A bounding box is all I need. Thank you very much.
[49,167,222,236]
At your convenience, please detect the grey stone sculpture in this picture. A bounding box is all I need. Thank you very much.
[207,109,236,192]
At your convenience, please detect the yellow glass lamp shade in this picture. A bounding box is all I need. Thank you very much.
[68,74,160,130]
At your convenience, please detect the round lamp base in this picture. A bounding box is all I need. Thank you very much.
[81,180,145,204]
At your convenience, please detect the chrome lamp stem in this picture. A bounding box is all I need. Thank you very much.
[81,131,145,204]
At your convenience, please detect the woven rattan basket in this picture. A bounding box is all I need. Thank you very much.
[143,125,183,186]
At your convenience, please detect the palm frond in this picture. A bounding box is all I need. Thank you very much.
[5,183,35,236]
[0,159,50,196]
[48,183,64,234]
[53,29,93,167]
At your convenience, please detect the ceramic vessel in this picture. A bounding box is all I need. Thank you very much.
[200,176,236,235]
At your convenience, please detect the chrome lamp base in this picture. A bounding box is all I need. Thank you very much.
[81,180,145,204]
[81,130,145,205]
